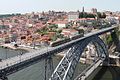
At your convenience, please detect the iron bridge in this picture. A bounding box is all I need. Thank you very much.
[0,25,119,80]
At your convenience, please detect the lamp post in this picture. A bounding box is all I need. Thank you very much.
[5,47,7,59]
[19,51,23,62]
[32,37,35,49]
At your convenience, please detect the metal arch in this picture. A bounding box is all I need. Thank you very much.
[92,36,108,57]
[49,36,108,80]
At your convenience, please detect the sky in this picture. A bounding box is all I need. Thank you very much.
[0,0,120,14]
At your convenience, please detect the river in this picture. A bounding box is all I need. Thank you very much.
[92,66,120,80]
[0,47,119,80]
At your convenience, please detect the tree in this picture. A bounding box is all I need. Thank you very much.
[51,35,57,41]
[57,34,64,39]
[101,12,106,18]
[79,12,84,18]
[78,29,84,34]
[79,12,95,18]
[48,24,58,32]
[36,27,48,35]
[106,35,113,47]
[80,22,88,27]
[48,24,58,29]
[96,12,106,18]
[92,21,98,28]
[57,29,62,33]
[96,12,102,19]
[87,14,95,18]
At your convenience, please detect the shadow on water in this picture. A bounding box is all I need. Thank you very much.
[92,66,120,80]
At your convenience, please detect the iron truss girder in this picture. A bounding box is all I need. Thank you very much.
[49,35,108,80]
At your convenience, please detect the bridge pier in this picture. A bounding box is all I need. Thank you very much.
[44,55,54,80]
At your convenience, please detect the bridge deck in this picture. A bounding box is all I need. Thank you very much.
[0,46,57,69]
[0,26,117,76]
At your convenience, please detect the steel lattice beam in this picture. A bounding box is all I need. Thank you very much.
[49,36,109,80]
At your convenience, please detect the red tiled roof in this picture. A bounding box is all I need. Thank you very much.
[53,20,68,24]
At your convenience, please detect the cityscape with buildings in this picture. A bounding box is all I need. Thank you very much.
[0,8,119,50]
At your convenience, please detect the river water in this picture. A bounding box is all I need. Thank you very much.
[0,47,119,80]
[92,66,120,80]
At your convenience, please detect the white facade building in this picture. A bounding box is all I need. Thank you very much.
[68,12,79,22]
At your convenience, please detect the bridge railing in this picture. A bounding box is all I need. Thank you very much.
[0,48,48,70]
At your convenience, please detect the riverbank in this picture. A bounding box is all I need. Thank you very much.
[1,44,16,49]
[0,43,35,52]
